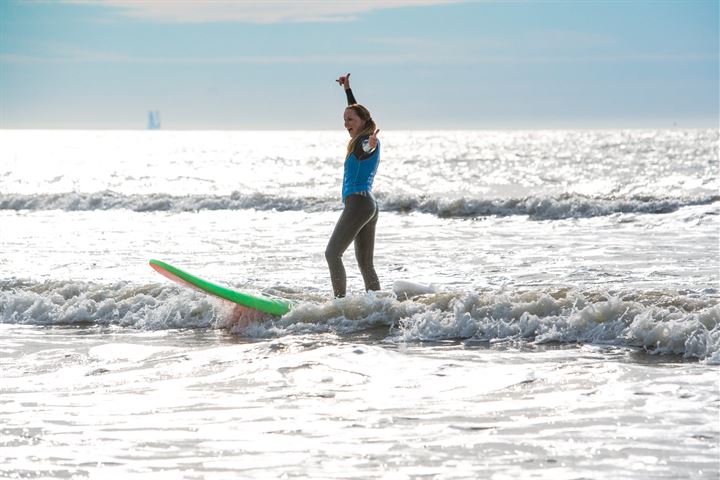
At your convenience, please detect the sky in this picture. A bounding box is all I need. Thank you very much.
[0,0,718,130]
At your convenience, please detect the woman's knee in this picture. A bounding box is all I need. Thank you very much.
[325,245,340,264]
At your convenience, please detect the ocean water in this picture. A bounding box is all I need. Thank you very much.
[1,129,718,479]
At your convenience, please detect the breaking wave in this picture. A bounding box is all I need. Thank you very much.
[2,279,718,363]
[1,191,717,220]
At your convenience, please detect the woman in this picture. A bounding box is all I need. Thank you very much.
[325,73,381,298]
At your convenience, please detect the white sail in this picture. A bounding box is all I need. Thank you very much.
[147,110,161,130]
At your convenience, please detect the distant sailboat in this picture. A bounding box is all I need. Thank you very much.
[147,110,161,130]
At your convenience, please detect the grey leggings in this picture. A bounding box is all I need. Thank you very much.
[325,193,380,298]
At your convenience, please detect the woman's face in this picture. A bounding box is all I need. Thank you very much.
[344,108,364,137]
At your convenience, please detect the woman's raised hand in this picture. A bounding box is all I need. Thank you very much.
[335,73,351,89]
[368,129,380,149]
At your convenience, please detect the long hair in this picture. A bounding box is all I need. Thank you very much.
[345,104,377,158]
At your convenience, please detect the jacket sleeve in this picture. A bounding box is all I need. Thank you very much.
[345,88,358,105]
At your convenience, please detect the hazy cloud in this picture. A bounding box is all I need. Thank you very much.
[59,0,467,23]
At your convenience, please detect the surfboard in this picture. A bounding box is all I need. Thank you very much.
[149,259,291,316]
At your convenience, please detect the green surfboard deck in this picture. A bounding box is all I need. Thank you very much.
[149,259,291,316]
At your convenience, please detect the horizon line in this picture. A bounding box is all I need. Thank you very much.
[2,125,718,132]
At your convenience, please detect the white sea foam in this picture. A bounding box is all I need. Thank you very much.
[0,280,219,329]
[0,191,331,213]
[1,190,716,220]
[379,192,720,220]
[2,280,718,362]
[394,289,720,362]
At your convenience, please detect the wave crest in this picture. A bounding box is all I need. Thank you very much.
[1,191,717,220]
[380,193,720,220]
[2,280,718,362]
[394,289,719,362]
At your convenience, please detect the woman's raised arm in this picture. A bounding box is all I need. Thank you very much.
[336,72,357,105]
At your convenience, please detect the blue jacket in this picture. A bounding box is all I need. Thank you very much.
[342,136,380,200]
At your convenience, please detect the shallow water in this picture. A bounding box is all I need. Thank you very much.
[2,326,718,479]
[1,129,718,478]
